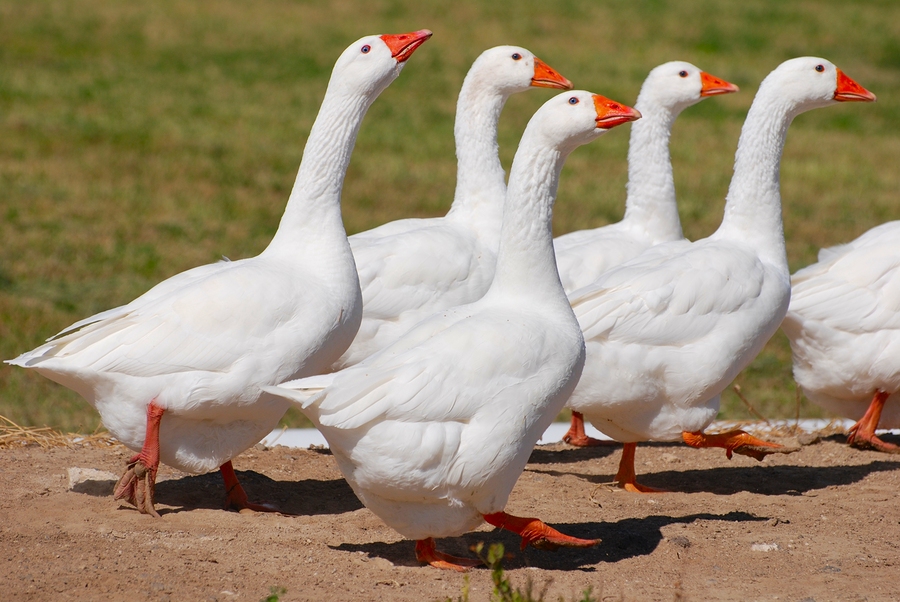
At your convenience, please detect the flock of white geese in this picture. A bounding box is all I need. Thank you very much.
[8,29,892,570]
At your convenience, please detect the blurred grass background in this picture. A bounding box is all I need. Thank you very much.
[1,0,898,432]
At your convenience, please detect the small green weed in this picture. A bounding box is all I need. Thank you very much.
[261,585,287,602]
[445,543,597,602]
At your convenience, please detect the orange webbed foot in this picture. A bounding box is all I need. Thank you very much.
[114,401,164,517]
[564,433,615,447]
[847,425,900,454]
[415,538,482,572]
[483,512,599,551]
[616,479,667,494]
[562,412,617,447]
[846,391,900,454]
[114,453,160,517]
[612,442,668,493]
[682,429,796,461]
[220,461,281,513]
[223,487,280,513]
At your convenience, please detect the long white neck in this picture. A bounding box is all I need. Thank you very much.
[713,90,804,272]
[487,135,575,304]
[621,96,684,241]
[265,84,374,254]
[445,77,510,227]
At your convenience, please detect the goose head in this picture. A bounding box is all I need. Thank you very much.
[329,29,433,98]
[529,90,641,152]
[758,57,875,113]
[466,46,573,96]
[638,61,739,113]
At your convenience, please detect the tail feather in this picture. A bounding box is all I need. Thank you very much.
[263,373,334,410]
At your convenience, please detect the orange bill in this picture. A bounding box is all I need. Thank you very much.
[531,57,573,90]
[592,95,642,129]
[380,29,433,63]
[699,71,740,97]
[834,69,876,102]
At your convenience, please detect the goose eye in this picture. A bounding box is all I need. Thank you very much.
[512,53,522,60]
[678,70,688,77]
[361,45,371,54]
[568,97,579,105]
[815,64,824,72]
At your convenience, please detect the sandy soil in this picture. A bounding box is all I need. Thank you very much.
[1,429,898,602]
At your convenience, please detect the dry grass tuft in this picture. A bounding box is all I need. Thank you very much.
[0,415,117,449]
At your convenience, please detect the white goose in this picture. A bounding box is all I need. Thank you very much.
[6,29,433,516]
[783,221,899,453]
[333,46,572,370]
[555,61,738,292]
[564,57,875,492]
[554,61,739,446]
[265,91,641,570]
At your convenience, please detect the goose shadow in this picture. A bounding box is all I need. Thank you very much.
[333,510,763,570]
[528,459,900,496]
[528,442,622,465]
[529,433,900,467]
[140,469,363,515]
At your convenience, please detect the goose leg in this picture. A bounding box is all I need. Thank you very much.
[220,460,279,512]
[613,442,666,493]
[114,400,164,517]
[562,412,616,447]
[682,429,784,460]
[847,390,899,453]
[482,511,599,551]
[414,538,482,572]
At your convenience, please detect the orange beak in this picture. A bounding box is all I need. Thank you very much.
[592,95,642,129]
[531,57,573,90]
[699,71,740,97]
[380,29,433,63]
[834,68,876,102]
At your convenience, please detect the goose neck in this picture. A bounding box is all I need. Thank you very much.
[488,141,571,303]
[445,81,509,224]
[621,101,683,240]
[716,92,798,270]
[266,88,373,253]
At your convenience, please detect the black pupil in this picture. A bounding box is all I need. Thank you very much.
[815,64,824,72]
[512,53,521,60]
[679,71,688,77]
[569,97,578,104]
[362,45,370,53]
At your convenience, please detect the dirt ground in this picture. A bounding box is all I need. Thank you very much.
[1,427,898,602]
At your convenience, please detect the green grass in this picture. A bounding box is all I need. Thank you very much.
[2,0,898,431]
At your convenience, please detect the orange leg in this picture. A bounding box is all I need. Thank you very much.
[219,460,279,512]
[114,401,165,517]
[414,538,482,572]
[682,429,783,460]
[482,511,599,551]
[612,442,666,493]
[562,412,616,447]
[847,391,899,453]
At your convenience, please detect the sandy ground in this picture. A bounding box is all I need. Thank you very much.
[1,429,899,602]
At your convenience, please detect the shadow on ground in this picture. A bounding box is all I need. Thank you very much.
[334,510,763,570]
[528,442,622,464]
[528,458,900,496]
[151,469,364,515]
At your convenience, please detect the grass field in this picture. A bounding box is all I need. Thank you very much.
[2,0,898,432]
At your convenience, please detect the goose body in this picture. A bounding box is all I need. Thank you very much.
[267,91,641,569]
[783,220,900,452]
[333,46,572,370]
[554,61,738,294]
[7,30,433,514]
[564,58,875,490]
